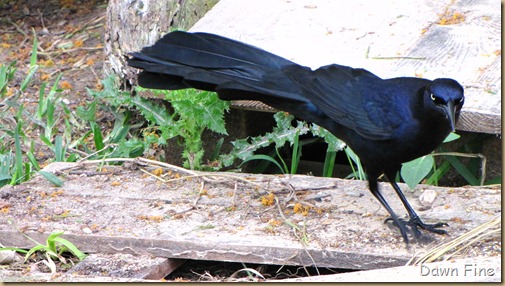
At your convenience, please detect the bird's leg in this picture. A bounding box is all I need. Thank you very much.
[368,177,409,243]
[385,175,448,238]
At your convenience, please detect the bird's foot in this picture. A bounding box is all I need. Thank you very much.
[385,215,448,241]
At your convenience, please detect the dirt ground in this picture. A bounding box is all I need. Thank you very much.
[0,0,107,96]
[0,0,111,164]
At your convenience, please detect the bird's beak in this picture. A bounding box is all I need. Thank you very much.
[444,101,457,132]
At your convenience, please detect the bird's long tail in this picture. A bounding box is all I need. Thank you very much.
[127,31,309,103]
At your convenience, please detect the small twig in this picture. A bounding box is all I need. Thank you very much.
[232,182,238,207]
[68,170,117,176]
[80,157,197,180]
[37,46,103,56]
[77,144,118,162]
[372,56,426,60]
[67,147,89,157]
[88,64,102,84]
[355,32,368,40]
[193,181,205,208]
[280,182,297,202]
[0,29,17,34]
[99,215,115,230]
[64,15,105,39]
[84,23,105,31]
[273,196,319,275]
[409,215,501,266]
[306,193,332,201]
[7,18,27,37]
[78,157,271,195]
[280,180,338,193]
[37,9,48,35]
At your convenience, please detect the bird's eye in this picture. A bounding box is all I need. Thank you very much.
[454,98,463,105]
[430,93,445,105]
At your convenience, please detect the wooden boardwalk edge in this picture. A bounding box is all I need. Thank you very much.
[273,256,501,282]
[0,230,408,270]
[190,0,501,135]
[0,162,500,278]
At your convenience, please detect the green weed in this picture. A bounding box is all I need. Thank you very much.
[87,76,230,170]
[0,230,86,274]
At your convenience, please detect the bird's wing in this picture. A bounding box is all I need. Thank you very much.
[285,64,404,140]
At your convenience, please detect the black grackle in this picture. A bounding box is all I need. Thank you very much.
[127,31,464,243]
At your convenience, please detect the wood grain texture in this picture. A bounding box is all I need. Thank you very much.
[189,0,501,134]
[0,163,500,272]
[275,256,501,282]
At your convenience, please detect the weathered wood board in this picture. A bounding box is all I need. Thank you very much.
[189,0,501,134]
[274,256,501,282]
[0,162,500,276]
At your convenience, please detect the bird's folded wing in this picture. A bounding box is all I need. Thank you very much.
[285,64,400,140]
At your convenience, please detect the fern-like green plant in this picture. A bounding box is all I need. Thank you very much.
[89,76,229,170]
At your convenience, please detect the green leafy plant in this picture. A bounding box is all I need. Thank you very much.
[0,61,16,97]
[0,32,494,193]
[156,87,229,170]
[0,152,13,187]
[220,112,309,173]
[0,32,80,187]
[0,231,86,273]
[401,155,435,189]
[400,132,489,189]
[343,147,366,180]
[89,76,230,170]
[308,124,346,177]
[220,112,346,176]
[227,112,488,191]
[236,114,307,174]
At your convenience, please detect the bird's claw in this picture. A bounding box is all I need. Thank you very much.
[384,216,448,240]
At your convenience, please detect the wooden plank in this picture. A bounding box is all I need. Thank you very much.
[0,230,409,271]
[66,253,185,280]
[191,0,447,68]
[189,0,501,134]
[0,270,153,282]
[273,256,501,282]
[0,163,500,271]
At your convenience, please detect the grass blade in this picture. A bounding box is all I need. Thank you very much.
[52,237,87,261]
[323,150,337,177]
[38,171,63,187]
[30,28,38,68]
[210,138,224,162]
[290,130,301,174]
[0,247,28,254]
[344,147,366,180]
[24,245,45,261]
[242,154,285,174]
[11,110,24,185]
[90,122,105,152]
[26,152,40,171]
[444,155,480,185]
[54,135,64,162]
[275,148,289,174]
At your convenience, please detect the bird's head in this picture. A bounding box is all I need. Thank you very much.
[424,78,464,132]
